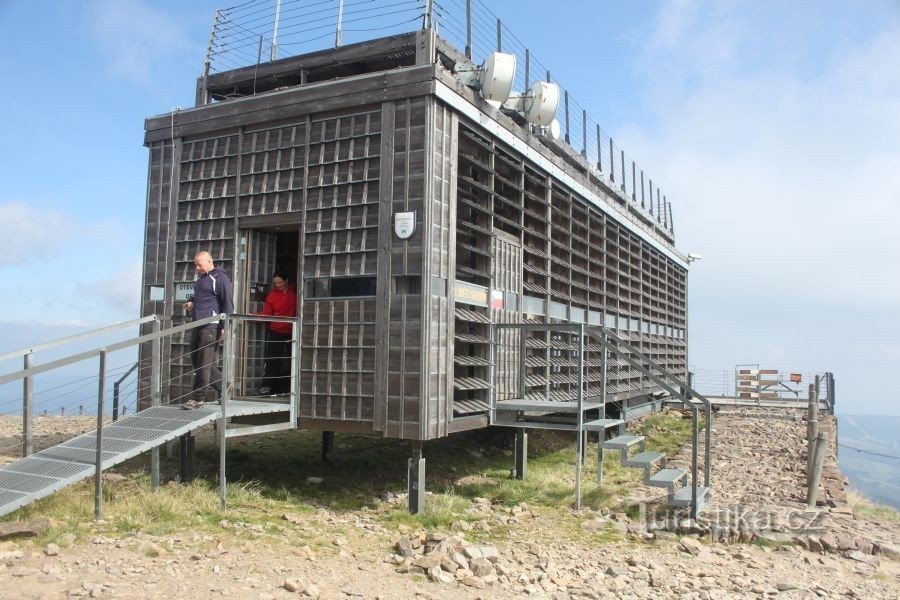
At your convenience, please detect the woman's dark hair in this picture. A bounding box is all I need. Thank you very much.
[272,271,287,281]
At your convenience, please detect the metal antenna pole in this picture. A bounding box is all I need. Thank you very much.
[199,10,219,105]
[496,18,502,51]
[270,0,282,61]
[524,48,530,89]
[335,0,344,47]
[423,0,433,30]
[465,0,472,58]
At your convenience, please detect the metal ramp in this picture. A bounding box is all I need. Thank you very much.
[0,399,289,518]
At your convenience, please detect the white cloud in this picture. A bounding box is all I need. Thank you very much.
[88,0,194,85]
[0,203,74,266]
[617,2,900,414]
[621,3,900,308]
[74,259,142,314]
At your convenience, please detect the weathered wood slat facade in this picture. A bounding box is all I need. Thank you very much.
[140,30,688,441]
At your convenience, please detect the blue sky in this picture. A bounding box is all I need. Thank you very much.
[0,0,898,415]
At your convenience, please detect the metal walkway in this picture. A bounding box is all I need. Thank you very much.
[0,399,289,518]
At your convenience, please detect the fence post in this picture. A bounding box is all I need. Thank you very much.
[620,150,625,192]
[807,431,828,507]
[23,352,33,457]
[596,124,602,172]
[95,349,106,520]
[640,170,645,208]
[564,90,570,144]
[609,138,615,182]
[581,109,587,157]
[151,319,161,492]
[806,383,819,482]
[631,161,636,202]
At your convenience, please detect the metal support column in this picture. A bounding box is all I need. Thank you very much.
[23,353,33,457]
[690,404,699,521]
[179,433,196,482]
[597,332,607,485]
[219,315,233,510]
[322,431,335,462]
[94,349,106,520]
[407,442,426,514]
[514,429,528,480]
[574,324,584,510]
[151,319,161,491]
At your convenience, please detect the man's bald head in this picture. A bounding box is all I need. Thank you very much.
[194,251,214,275]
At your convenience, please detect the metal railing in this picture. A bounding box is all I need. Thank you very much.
[686,366,835,412]
[201,0,675,239]
[488,322,710,518]
[0,313,300,517]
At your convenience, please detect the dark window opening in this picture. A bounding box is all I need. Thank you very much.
[305,276,377,299]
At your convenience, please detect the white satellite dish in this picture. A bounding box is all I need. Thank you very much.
[479,52,516,103]
[547,118,561,140]
[454,52,517,105]
[533,118,561,140]
[524,81,560,126]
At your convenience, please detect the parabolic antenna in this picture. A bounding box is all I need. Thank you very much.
[479,52,516,103]
[524,81,560,126]
[547,118,561,140]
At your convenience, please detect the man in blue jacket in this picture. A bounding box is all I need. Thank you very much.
[183,251,234,408]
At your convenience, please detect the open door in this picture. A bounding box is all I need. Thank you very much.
[238,228,299,396]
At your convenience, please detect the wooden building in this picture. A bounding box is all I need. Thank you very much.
[140,29,688,444]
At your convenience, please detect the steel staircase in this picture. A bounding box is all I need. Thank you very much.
[490,323,712,518]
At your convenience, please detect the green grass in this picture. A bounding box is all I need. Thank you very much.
[637,410,703,456]
[848,489,900,524]
[2,408,698,547]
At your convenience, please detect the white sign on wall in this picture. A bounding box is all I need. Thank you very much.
[174,282,195,302]
[394,211,416,240]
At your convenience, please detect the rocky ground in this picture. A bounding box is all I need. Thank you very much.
[0,410,898,599]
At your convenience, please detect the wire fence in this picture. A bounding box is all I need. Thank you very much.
[689,367,834,405]
[205,0,675,236]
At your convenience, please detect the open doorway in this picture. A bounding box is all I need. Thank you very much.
[238,228,300,397]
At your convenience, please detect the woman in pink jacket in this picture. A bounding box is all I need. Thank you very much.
[259,272,297,395]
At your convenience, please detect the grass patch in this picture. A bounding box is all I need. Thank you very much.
[848,489,900,523]
[2,407,699,547]
[637,410,702,456]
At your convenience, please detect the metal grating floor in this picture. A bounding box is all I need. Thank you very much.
[0,399,289,518]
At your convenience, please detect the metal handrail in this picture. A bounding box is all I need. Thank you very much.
[585,326,712,519]
[0,315,159,362]
[0,312,300,518]
[0,315,222,386]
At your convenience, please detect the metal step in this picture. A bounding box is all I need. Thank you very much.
[494,399,604,413]
[670,486,711,509]
[624,451,665,469]
[602,435,645,450]
[583,418,624,432]
[648,468,688,490]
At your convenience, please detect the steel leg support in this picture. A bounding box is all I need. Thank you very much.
[322,431,335,462]
[179,433,196,483]
[407,442,426,514]
[514,429,528,480]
